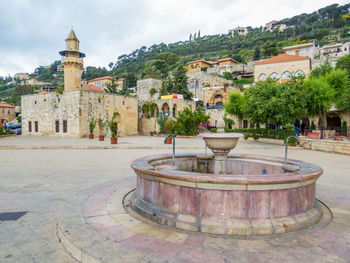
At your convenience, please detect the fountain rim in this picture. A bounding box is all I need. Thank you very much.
[130,153,323,186]
[200,132,244,139]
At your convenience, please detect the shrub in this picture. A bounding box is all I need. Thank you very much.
[149,88,157,97]
[156,114,168,134]
[310,121,316,131]
[163,120,177,134]
[108,112,118,138]
[341,121,347,135]
[89,117,97,134]
[253,134,259,140]
[244,134,250,140]
[98,117,106,135]
[210,128,217,133]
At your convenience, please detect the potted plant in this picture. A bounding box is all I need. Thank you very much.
[89,117,96,139]
[108,112,118,144]
[341,121,347,136]
[98,117,106,141]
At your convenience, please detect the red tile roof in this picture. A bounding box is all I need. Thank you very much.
[89,76,112,82]
[268,20,279,24]
[216,58,238,63]
[39,91,48,94]
[81,84,104,92]
[0,103,15,108]
[254,54,310,65]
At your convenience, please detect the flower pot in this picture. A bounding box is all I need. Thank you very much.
[165,137,172,144]
[308,133,318,139]
[99,135,105,141]
[334,136,344,141]
[89,134,94,139]
[111,137,118,144]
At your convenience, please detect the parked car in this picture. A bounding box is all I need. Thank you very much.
[12,128,22,135]
[6,123,21,129]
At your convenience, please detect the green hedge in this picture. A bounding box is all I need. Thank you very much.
[225,128,293,140]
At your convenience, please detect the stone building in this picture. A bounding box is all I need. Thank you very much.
[136,78,195,135]
[0,103,16,123]
[320,42,350,59]
[21,29,138,137]
[229,27,248,37]
[283,42,319,59]
[254,54,311,83]
[88,76,124,92]
[187,71,231,103]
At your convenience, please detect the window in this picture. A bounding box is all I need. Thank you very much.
[28,121,32,132]
[258,73,267,81]
[8,110,10,115]
[2,109,4,114]
[269,72,280,80]
[34,121,38,132]
[243,120,248,129]
[63,120,67,133]
[295,70,305,77]
[281,71,292,80]
[55,120,60,133]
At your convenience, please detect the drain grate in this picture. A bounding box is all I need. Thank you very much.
[0,211,28,221]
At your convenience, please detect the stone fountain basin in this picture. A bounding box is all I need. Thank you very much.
[130,153,323,236]
[201,133,243,152]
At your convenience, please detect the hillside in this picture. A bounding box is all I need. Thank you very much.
[111,3,350,76]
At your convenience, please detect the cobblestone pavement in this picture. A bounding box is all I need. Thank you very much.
[0,136,349,262]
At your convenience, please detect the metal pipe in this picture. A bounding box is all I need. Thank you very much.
[164,134,175,166]
[284,135,300,165]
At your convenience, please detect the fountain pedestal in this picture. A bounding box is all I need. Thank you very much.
[201,133,243,174]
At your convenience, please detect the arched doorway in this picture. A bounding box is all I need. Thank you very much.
[162,102,170,116]
[211,93,224,109]
[327,112,341,130]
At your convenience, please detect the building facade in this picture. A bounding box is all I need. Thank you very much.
[88,76,125,92]
[283,42,319,59]
[229,27,248,37]
[254,54,311,83]
[0,103,16,123]
[21,29,138,137]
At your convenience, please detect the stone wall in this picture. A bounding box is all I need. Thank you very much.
[21,90,138,137]
[137,78,162,102]
[254,59,311,82]
[187,71,231,102]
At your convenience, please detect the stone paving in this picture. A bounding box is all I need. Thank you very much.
[0,136,350,262]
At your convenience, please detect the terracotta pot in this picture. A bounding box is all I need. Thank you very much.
[99,135,105,141]
[88,134,94,139]
[111,137,118,144]
[308,133,318,139]
[165,137,172,144]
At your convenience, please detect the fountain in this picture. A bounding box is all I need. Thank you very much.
[129,133,325,236]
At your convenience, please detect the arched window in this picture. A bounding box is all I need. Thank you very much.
[190,65,194,69]
[172,104,177,118]
[281,71,292,79]
[195,64,200,68]
[269,72,280,80]
[294,70,305,77]
[258,73,267,81]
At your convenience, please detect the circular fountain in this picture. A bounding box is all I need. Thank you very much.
[129,133,324,236]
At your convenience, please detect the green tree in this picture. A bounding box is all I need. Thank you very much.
[224,92,245,128]
[141,59,169,79]
[240,78,307,126]
[157,52,179,66]
[310,61,333,77]
[304,77,335,130]
[336,54,350,75]
[167,65,192,100]
[104,76,119,94]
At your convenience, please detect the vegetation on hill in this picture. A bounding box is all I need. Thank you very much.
[110,3,350,76]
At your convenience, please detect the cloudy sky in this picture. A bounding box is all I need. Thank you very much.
[0,0,348,76]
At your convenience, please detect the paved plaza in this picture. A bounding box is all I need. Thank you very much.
[0,136,350,262]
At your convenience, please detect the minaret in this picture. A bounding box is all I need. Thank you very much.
[59,29,85,91]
